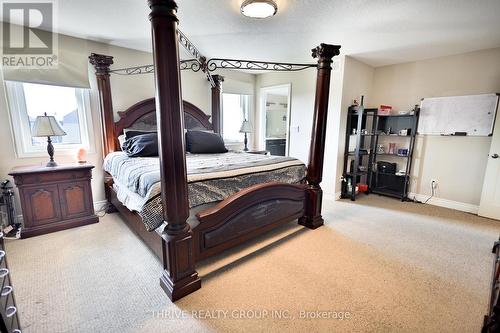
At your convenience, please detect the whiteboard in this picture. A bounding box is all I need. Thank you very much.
[419,94,499,136]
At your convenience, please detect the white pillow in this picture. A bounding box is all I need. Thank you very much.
[118,134,126,149]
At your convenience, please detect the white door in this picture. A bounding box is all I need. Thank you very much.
[479,104,500,220]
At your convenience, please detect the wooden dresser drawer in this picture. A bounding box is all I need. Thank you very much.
[9,164,98,238]
[59,181,93,219]
[21,185,62,227]
[13,169,91,185]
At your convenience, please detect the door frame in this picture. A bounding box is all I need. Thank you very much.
[259,83,292,155]
[479,95,500,220]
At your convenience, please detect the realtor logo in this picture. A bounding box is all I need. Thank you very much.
[1,1,58,68]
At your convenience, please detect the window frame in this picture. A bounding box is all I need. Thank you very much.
[222,92,251,144]
[4,81,95,158]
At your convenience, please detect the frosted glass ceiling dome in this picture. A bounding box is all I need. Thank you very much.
[240,0,277,19]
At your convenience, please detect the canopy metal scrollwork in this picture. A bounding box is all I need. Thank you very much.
[110,59,202,75]
[107,28,316,87]
[110,58,316,76]
[178,30,204,67]
[206,58,316,72]
[109,64,155,75]
[179,59,204,72]
[177,30,214,86]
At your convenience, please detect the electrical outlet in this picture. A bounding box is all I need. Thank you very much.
[431,179,438,189]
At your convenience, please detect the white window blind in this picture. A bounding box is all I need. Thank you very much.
[4,80,94,157]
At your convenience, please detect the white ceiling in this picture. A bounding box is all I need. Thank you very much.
[31,0,500,67]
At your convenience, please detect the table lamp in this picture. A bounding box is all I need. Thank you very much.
[32,113,67,167]
[239,120,253,151]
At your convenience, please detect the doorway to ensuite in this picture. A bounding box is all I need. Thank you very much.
[259,84,291,156]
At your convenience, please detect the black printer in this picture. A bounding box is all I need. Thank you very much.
[377,161,397,174]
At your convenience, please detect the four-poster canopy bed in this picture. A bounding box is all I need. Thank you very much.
[89,0,340,301]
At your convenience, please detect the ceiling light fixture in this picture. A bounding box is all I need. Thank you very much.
[240,0,277,19]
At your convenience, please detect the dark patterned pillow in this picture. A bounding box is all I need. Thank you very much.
[186,130,228,154]
[122,133,158,157]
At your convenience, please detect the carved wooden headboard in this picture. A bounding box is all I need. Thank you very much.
[106,98,213,152]
[115,98,212,135]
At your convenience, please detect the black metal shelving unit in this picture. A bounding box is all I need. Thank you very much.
[370,108,420,201]
[340,98,377,201]
[341,101,420,201]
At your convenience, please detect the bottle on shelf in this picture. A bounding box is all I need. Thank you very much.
[347,178,352,194]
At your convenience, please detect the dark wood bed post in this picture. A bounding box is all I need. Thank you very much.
[89,53,119,213]
[148,0,201,301]
[210,74,224,134]
[299,43,341,229]
[89,53,117,156]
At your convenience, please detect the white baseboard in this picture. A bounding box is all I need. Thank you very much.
[324,192,342,202]
[12,200,108,225]
[408,192,479,214]
[94,200,108,212]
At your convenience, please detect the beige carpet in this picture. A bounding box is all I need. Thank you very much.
[6,195,500,333]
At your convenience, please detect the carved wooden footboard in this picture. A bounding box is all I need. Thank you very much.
[193,182,306,261]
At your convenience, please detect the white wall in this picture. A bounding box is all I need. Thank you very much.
[331,57,375,196]
[371,47,500,207]
[180,70,211,115]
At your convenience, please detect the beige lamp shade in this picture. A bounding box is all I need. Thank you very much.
[239,120,253,133]
[32,114,67,137]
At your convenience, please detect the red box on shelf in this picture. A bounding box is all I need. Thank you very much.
[378,104,392,116]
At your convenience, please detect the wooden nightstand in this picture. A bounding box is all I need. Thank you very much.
[9,164,98,238]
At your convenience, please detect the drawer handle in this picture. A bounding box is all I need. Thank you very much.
[0,231,3,239]
[1,285,13,297]
[13,330,22,333]
[6,306,17,317]
[0,268,9,278]
[0,250,5,261]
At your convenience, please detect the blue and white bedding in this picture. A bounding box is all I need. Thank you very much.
[104,151,306,231]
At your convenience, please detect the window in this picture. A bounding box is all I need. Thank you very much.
[222,93,250,143]
[5,81,93,157]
